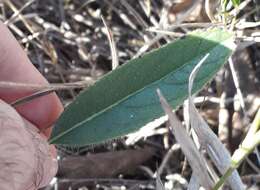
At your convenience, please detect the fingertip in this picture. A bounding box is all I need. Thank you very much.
[0,21,63,133]
[16,93,63,138]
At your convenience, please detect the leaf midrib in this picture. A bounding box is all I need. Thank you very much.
[50,36,231,143]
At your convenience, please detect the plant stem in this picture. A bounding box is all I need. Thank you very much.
[212,108,260,189]
[213,167,235,190]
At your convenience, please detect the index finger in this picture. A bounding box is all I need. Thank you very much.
[0,21,63,137]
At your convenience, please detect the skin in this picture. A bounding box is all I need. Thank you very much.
[0,21,63,188]
[0,21,63,137]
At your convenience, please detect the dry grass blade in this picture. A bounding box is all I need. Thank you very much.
[205,0,217,22]
[4,0,35,25]
[155,144,181,190]
[134,0,203,58]
[230,0,253,17]
[101,15,119,70]
[187,173,200,190]
[157,144,181,176]
[11,88,56,107]
[0,81,92,91]
[157,89,214,189]
[0,81,93,107]
[156,173,165,190]
[146,28,184,37]
[228,57,248,120]
[188,54,244,190]
[125,115,168,145]
[3,0,35,35]
[120,0,148,28]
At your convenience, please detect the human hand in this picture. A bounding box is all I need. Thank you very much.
[0,22,63,189]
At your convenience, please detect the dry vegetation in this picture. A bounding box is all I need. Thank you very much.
[0,0,259,189]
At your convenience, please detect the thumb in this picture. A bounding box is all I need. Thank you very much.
[0,99,57,190]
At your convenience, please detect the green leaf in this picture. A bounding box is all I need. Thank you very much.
[221,0,229,12]
[222,0,240,12]
[231,0,240,7]
[50,28,235,146]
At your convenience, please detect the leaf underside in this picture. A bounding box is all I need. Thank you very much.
[50,28,234,146]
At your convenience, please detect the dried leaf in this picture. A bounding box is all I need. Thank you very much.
[187,173,200,190]
[156,174,165,190]
[157,89,214,189]
[188,53,244,190]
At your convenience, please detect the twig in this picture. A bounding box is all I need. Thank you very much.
[120,0,149,28]
[4,0,35,25]
[245,157,260,174]
[4,0,36,35]
[156,144,181,176]
[134,0,202,58]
